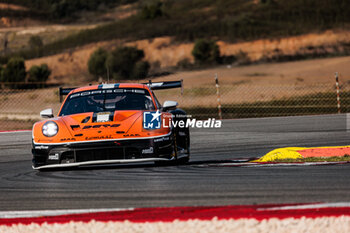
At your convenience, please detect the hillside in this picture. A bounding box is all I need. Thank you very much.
[0,0,135,22]
[24,30,350,84]
[1,0,350,64]
[0,1,137,54]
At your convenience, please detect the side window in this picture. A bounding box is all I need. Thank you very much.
[152,91,161,109]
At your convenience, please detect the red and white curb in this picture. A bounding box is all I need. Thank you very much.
[0,203,350,233]
[198,161,350,167]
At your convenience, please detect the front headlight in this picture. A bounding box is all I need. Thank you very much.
[42,121,58,137]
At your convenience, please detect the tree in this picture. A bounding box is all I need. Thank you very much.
[88,46,149,80]
[132,61,150,79]
[2,57,26,82]
[28,35,44,57]
[141,1,163,20]
[28,35,43,50]
[88,48,108,79]
[192,39,220,65]
[107,46,149,80]
[2,32,16,55]
[0,65,4,83]
[28,64,51,83]
[50,0,74,19]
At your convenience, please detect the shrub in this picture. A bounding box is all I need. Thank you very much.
[107,46,149,80]
[50,0,72,19]
[28,64,51,82]
[28,35,43,49]
[0,66,4,82]
[88,48,108,79]
[141,1,163,20]
[28,35,44,57]
[235,50,251,65]
[192,39,220,65]
[2,57,26,82]
[1,0,350,62]
[132,61,150,79]
[219,55,237,65]
[177,58,192,69]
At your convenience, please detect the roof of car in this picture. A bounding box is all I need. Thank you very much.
[70,83,149,94]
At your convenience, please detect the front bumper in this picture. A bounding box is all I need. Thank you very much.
[32,135,174,169]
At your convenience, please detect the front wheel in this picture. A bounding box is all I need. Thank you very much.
[154,156,189,166]
[154,133,190,166]
[176,155,190,164]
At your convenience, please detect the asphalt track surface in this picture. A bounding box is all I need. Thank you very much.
[0,114,350,211]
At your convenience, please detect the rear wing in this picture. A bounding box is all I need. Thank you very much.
[59,87,76,102]
[59,80,183,102]
[144,80,183,93]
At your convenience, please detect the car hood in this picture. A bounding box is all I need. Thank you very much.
[33,110,171,144]
[61,110,142,136]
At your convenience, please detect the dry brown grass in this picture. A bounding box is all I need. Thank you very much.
[0,119,34,131]
[23,56,350,113]
[0,87,61,117]
[14,30,350,115]
[23,30,350,84]
[25,48,350,108]
[0,3,29,11]
[0,24,101,51]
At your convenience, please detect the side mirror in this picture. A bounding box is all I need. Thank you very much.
[163,100,178,111]
[40,108,54,118]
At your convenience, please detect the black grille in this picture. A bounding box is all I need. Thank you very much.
[75,147,125,162]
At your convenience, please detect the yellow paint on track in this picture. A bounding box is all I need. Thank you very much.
[253,147,304,162]
[255,145,350,162]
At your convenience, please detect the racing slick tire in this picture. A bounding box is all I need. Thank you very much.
[154,111,190,166]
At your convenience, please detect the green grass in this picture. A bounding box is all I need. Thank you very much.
[271,155,350,163]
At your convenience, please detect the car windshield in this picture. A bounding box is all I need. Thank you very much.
[59,88,155,116]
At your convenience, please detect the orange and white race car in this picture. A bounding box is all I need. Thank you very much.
[31,81,190,170]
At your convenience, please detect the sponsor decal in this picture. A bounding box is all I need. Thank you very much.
[92,112,113,123]
[96,112,111,122]
[70,88,144,99]
[85,135,112,140]
[143,110,161,129]
[48,153,59,160]
[123,134,140,137]
[154,137,170,142]
[60,138,76,141]
[34,145,49,150]
[178,131,186,136]
[142,147,154,154]
[82,124,120,129]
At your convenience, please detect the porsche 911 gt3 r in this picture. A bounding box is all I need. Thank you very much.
[32,81,190,170]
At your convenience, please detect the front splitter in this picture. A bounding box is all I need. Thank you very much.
[33,157,171,170]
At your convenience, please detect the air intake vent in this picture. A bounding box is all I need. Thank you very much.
[81,116,90,123]
[71,125,80,130]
